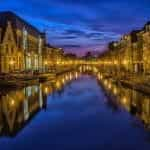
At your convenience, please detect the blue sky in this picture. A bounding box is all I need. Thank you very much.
[0,0,150,55]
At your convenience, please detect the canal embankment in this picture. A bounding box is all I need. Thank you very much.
[0,73,55,88]
[99,72,150,95]
[0,66,79,88]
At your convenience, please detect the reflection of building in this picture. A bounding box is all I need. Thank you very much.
[0,11,45,73]
[0,85,47,136]
[0,70,82,136]
[100,77,150,129]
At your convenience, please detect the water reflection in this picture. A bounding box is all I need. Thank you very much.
[0,70,82,136]
[0,85,46,136]
[0,65,150,138]
[96,73,150,129]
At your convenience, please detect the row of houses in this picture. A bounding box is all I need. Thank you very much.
[0,11,65,73]
[99,22,150,75]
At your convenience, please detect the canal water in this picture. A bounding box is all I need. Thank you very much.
[0,70,150,150]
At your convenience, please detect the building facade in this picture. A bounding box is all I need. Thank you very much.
[0,11,46,73]
[99,21,150,76]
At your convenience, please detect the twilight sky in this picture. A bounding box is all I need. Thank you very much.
[0,0,150,55]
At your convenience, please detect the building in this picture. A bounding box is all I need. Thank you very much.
[43,44,55,71]
[142,22,150,74]
[0,11,46,73]
[99,21,150,76]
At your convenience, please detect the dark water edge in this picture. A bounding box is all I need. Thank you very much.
[0,75,150,150]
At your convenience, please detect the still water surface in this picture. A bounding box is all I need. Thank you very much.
[0,71,150,150]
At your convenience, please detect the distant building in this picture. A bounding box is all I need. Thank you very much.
[99,21,150,75]
[141,22,150,74]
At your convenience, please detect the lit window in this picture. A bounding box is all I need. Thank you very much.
[23,28,28,50]
[38,37,42,54]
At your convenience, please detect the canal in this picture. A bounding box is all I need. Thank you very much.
[0,69,150,150]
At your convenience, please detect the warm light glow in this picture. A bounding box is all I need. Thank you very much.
[75,72,78,78]
[97,73,101,80]
[113,87,118,95]
[69,74,72,80]
[44,61,48,65]
[104,80,108,86]
[122,97,127,104]
[44,87,49,94]
[56,80,61,89]
[56,61,60,65]
[10,99,15,106]
[108,83,112,89]
[9,60,15,65]
[114,60,118,65]
[93,67,98,73]
[62,78,65,83]
[123,60,127,65]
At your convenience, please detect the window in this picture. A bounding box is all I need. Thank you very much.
[23,28,28,50]
[38,37,42,54]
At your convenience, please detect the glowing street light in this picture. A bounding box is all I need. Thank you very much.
[9,60,15,65]
[123,60,127,65]
[44,61,48,65]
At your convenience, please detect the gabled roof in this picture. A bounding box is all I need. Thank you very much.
[0,11,43,42]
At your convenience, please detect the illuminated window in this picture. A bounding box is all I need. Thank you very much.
[23,28,28,50]
[27,86,32,97]
[38,37,42,54]
[23,100,29,121]
[34,55,38,69]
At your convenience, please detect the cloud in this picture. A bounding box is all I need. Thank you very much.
[0,0,150,54]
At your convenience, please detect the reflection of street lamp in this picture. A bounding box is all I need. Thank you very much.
[56,61,60,65]
[9,98,15,107]
[44,87,49,94]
